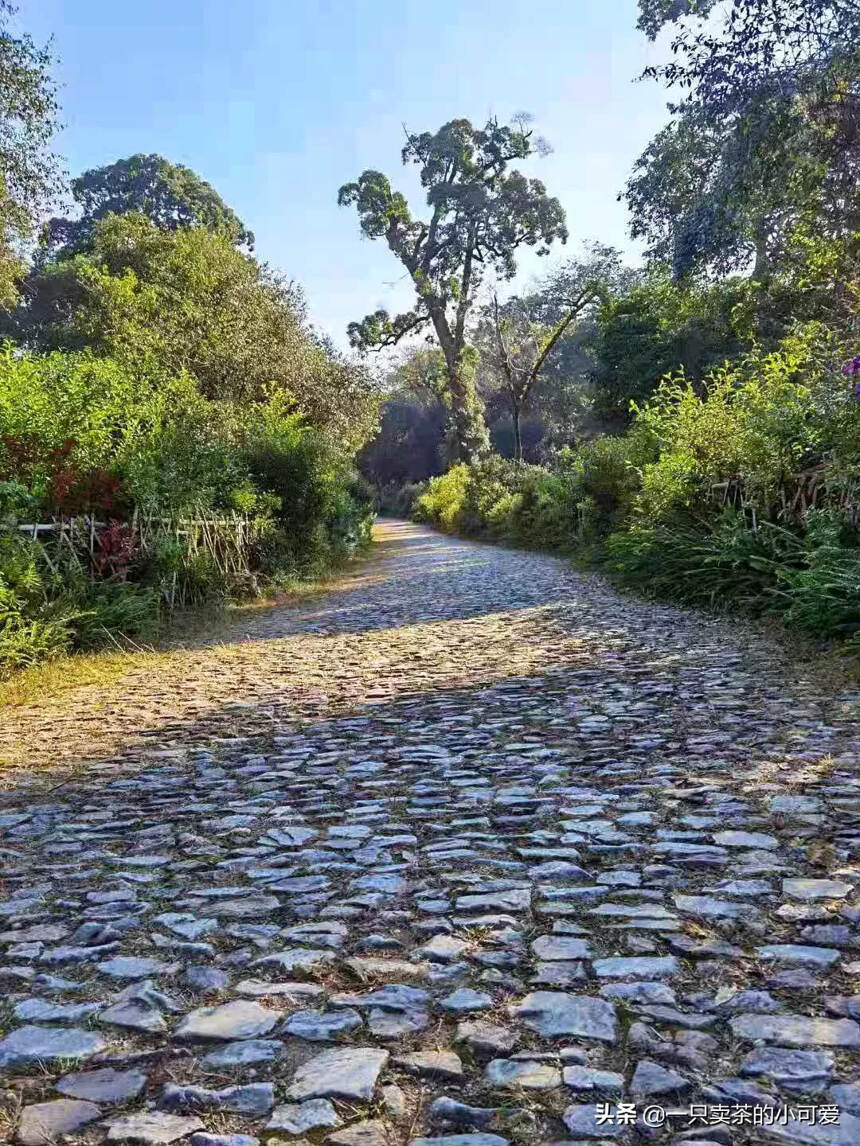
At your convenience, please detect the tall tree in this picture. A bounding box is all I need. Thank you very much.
[629,0,860,277]
[0,0,60,306]
[338,116,567,462]
[41,153,253,257]
[478,247,630,459]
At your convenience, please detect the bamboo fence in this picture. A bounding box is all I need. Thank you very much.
[12,511,261,607]
[711,465,860,528]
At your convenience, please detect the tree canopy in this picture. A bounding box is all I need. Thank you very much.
[0,0,61,306]
[476,246,631,458]
[339,116,567,461]
[628,0,860,277]
[41,153,254,258]
[7,212,377,450]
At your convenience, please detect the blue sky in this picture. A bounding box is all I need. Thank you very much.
[25,0,672,347]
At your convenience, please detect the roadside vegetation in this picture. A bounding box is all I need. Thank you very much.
[353,0,860,651]
[0,4,378,676]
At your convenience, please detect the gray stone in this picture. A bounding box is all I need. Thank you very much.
[829,1082,860,1114]
[56,1067,147,1103]
[713,830,778,849]
[283,1008,363,1040]
[510,991,617,1041]
[13,998,101,1022]
[327,1119,389,1146]
[103,1112,205,1144]
[739,1046,834,1085]
[393,1050,463,1079]
[429,1098,498,1128]
[267,1098,343,1134]
[420,934,468,961]
[600,981,675,1005]
[630,1058,690,1096]
[770,794,822,815]
[454,1020,516,1055]
[673,895,755,920]
[439,988,493,1013]
[562,1104,627,1138]
[97,956,175,979]
[730,1014,860,1047]
[562,1065,624,1091]
[251,947,334,973]
[184,965,229,992]
[592,956,679,979]
[174,999,280,1040]
[381,1084,407,1118]
[413,1137,508,1146]
[783,878,853,900]
[0,1025,106,1068]
[456,890,530,912]
[531,935,590,961]
[286,1047,390,1101]
[201,1039,283,1067]
[235,978,324,1000]
[484,1058,561,1088]
[368,1007,428,1037]
[99,1000,167,1033]
[159,1082,275,1114]
[16,1099,101,1145]
[344,956,429,980]
[190,1136,259,1146]
[764,1114,860,1145]
[757,944,841,968]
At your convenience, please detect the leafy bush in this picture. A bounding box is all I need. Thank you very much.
[631,323,860,522]
[0,342,375,672]
[775,512,860,637]
[416,465,471,533]
[376,481,424,518]
[0,533,160,674]
[414,317,860,649]
[604,512,804,610]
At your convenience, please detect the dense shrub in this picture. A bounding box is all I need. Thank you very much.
[416,458,574,550]
[376,482,424,518]
[631,324,860,522]
[0,343,374,673]
[0,533,160,672]
[413,318,860,648]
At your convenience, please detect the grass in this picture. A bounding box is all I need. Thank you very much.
[0,550,374,710]
[0,647,169,708]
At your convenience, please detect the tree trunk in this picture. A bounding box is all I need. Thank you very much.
[447,360,489,464]
[428,307,488,464]
[752,226,769,282]
[512,401,523,462]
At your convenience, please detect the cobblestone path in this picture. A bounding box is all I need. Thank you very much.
[1,520,860,1146]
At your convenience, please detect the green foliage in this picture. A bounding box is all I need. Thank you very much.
[0,532,159,674]
[417,305,860,648]
[604,513,805,610]
[630,1,860,278]
[0,336,374,670]
[416,457,575,550]
[376,481,425,518]
[7,214,379,449]
[631,322,860,521]
[0,1,61,306]
[416,464,472,534]
[586,273,748,425]
[557,435,648,540]
[775,511,860,637]
[41,153,253,256]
